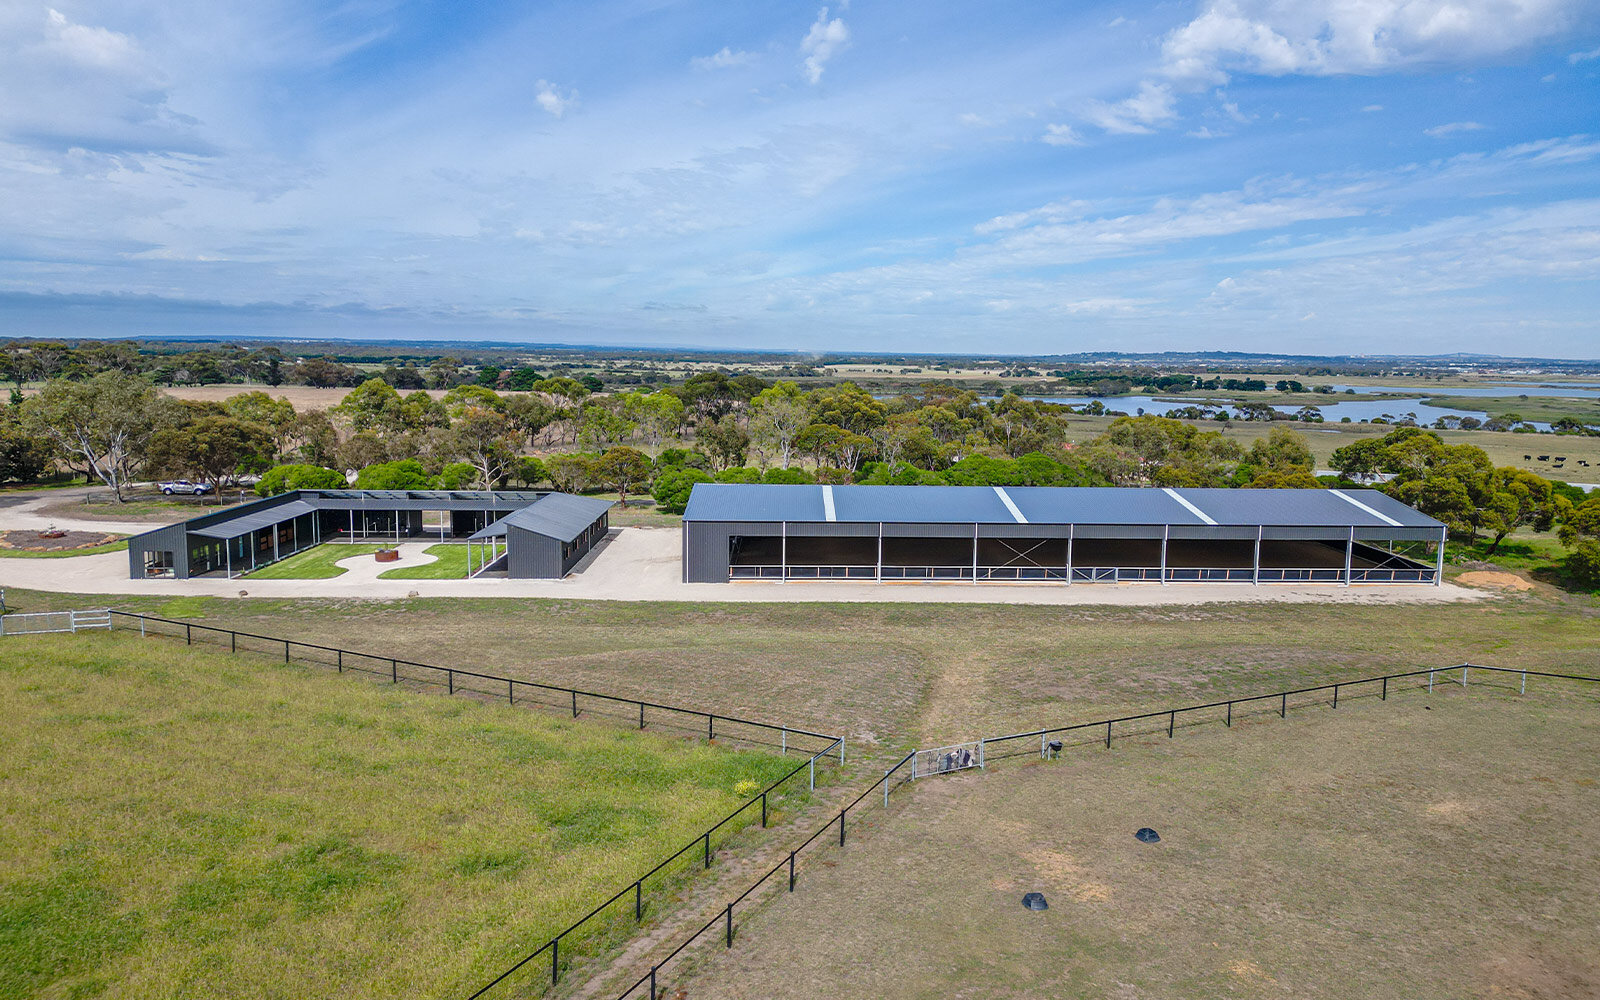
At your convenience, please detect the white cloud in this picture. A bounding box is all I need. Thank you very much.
[1082,81,1176,134]
[958,112,990,127]
[1424,120,1486,137]
[45,8,142,68]
[535,80,576,117]
[1362,104,1384,111]
[800,7,849,84]
[1162,0,1581,85]
[1041,123,1084,146]
[1570,44,1600,62]
[692,46,755,71]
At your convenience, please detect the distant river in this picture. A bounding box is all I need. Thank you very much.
[1018,394,1554,431]
[1330,383,1600,399]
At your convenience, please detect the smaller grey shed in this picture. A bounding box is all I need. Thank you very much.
[469,493,614,578]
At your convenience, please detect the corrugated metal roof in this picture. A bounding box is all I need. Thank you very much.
[469,492,612,542]
[190,500,317,539]
[681,484,1443,530]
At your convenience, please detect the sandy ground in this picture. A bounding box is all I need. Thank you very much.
[1,501,1484,605]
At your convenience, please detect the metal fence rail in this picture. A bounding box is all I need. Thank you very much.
[728,564,1438,584]
[609,748,919,1000]
[467,735,845,999]
[0,609,111,635]
[104,611,839,756]
[969,663,1600,766]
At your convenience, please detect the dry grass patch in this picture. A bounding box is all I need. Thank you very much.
[680,682,1600,1000]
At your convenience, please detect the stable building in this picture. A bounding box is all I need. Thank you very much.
[681,484,1446,585]
[128,489,611,580]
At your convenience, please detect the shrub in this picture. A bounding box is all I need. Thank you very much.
[353,459,432,490]
[256,464,346,496]
[652,468,712,513]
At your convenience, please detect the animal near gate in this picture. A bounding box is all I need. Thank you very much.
[911,741,984,779]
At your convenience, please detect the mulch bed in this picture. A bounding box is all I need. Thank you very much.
[0,530,125,552]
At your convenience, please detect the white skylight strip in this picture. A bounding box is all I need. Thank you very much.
[1162,488,1217,525]
[822,484,836,521]
[992,485,1028,523]
[1330,489,1401,527]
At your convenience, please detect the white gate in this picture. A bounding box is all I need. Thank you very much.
[0,609,112,636]
[911,740,984,779]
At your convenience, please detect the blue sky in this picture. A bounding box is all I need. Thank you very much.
[1,0,1598,356]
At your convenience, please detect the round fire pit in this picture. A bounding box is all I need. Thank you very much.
[374,548,400,563]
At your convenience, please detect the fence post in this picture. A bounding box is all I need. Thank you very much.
[704,832,711,869]
[1281,692,1286,718]
[572,691,578,718]
[448,670,454,695]
[1382,676,1387,701]
[1169,711,1175,737]
[1521,670,1527,695]
[509,679,515,704]
[140,616,146,638]
[1105,720,1112,749]
[337,649,343,673]
[1333,684,1339,709]
[639,702,645,729]
[1429,669,1435,693]
[883,770,890,808]
[1462,666,1469,688]
[809,756,815,791]
[761,792,767,828]
[725,902,733,947]
[1226,702,1232,728]
[186,623,192,645]
[230,631,236,653]
[391,659,397,684]
[781,728,787,755]
[551,938,559,987]
[284,640,290,664]
[635,880,643,920]
[838,810,846,847]
[650,966,657,1000]
[839,739,845,765]
[788,850,795,891]
[708,714,714,740]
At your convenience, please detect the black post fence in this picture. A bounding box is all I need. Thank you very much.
[105,611,840,758]
[976,662,1600,766]
[607,749,918,1000]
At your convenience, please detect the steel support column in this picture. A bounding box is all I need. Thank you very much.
[1344,525,1354,587]
[1435,525,1446,586]
[1160,523,1169,586]
[1253,524,1262,585]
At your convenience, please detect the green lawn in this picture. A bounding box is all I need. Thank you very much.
[0,539,127,558]
[0,633,799,1000]
[243,544,383,579]
[378,544,471,579]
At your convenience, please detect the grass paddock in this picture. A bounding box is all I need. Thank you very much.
[0,633,801,1000]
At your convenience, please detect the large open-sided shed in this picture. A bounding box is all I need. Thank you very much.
[681,484,1446,585]
[128,490,610,580]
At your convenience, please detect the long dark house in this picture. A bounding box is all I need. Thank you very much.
[681,484,1446,585]
[128,489,611,580]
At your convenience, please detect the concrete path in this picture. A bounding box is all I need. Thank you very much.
[331,543,441,584]
[1,525,1485,607]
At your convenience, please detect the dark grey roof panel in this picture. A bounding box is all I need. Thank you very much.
[190,500,317,539]
[1006,486,1202,526]
[683,484,828,522]
[1177,488,1441,528]
[681,483,1444,531]
[830,485,1016,523]
[472,492,612,542]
